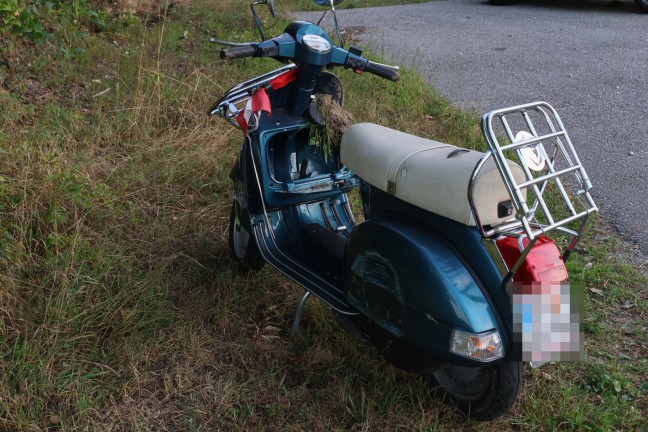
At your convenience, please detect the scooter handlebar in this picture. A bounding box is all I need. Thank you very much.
[220,45,258,60]
[364,61,400,82]
[218,33,400,83]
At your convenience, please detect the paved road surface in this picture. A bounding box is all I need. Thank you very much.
[299,0,648,254]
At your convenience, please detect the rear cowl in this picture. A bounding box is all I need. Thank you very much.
[343,214,505,365]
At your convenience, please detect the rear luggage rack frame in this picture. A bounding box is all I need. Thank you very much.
[469,101,598,284]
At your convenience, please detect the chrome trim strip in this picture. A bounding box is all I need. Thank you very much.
[210,64,298,127]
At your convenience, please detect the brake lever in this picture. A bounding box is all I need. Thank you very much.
[209,37,256,47]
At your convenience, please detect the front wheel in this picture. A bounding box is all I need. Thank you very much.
[228,201,265,273]
[636,0,648,13]
[431,361,522,421]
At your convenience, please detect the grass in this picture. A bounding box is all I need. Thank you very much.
[0,0,646,430]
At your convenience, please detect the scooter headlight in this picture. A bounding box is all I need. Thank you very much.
[450,329,504,362]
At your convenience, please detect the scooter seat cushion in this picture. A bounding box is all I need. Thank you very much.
[341,123,525,226]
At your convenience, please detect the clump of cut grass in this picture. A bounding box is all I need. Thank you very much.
[309,93,355,157]
[316,93,354,148]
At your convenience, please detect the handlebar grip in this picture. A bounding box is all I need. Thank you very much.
[364,61,400,82]
[220,45,258,60]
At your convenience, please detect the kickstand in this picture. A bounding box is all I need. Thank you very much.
[289,291,311,338]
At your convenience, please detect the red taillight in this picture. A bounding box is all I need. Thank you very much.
[495,236,568,283]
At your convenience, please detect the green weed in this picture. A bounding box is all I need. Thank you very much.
[0,0,105,42]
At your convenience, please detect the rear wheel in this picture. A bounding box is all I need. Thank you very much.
[228,201,265,273]
[431,361,522,421]
[354,319,521,420]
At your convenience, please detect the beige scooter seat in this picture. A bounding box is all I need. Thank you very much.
[340,123,525,227]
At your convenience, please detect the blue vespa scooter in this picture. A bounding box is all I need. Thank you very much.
[210,0,597,420]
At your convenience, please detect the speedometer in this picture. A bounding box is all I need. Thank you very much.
[302,35,331,53]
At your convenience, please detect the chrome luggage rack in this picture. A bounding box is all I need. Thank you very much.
[469,102,598,282]
[209,64,297,127]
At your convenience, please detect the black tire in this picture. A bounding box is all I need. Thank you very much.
[431,361,522,421]
[228,201,265,273]
[359,318,520,420]
[636,0,648,13]
[488,0,518,5]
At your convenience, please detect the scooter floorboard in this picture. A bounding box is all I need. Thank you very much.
[252,200,358,315]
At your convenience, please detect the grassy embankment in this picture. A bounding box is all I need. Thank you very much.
[0,0,645,430]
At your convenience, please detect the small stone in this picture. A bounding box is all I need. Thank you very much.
[629,151,635,156]
[541,371,555,381]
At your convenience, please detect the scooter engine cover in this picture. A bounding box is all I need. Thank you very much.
[344,217,502,357]
[341,123,526,226]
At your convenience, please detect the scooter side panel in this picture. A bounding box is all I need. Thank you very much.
[367,187,512,336]
[344,218,501,353]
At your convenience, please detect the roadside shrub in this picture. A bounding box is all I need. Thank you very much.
[0,0,105,42]
[0,0,45,41]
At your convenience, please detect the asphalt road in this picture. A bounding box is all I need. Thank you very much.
[299,0,648,254]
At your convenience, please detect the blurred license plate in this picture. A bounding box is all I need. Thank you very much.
[512,282,584,362]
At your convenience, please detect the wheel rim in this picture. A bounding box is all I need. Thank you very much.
[231,210,250,259]
[433,364,491,402]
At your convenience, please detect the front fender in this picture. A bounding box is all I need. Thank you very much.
[344,216,502,354]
